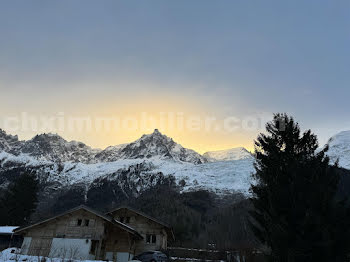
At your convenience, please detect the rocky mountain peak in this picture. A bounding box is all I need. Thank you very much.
[153,128,161,135]
[18,133,98,163]
[97,129,206,164]
[138,129,172,144]
[0,129,22,153]
[0,129,18,141]
[31,133,64,141]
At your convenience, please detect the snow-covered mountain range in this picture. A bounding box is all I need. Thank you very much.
[0,129,255,198]
[0,129,207,165]
[1,128,350,207]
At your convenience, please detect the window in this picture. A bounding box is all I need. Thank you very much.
[77,219,82,226]
[120,217,124,223]
[125,217,130,223]
[85,219,90,226]
[146,234,156,244]
[90,240,99,255]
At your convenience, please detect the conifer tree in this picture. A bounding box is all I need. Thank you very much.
[0,172,39,225]
[250,113,350,262]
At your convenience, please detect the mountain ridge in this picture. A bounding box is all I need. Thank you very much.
[0,128,250,164]
[1,128,350,169]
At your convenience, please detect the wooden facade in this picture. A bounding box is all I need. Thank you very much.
[15,206,172,262]
[107,207,173,254]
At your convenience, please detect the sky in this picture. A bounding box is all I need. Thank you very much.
[0,0,349,153]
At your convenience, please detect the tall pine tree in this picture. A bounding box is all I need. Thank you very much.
[250,113,350,262]
[0,172,39,226]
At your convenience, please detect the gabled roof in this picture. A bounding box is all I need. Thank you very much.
[106,206,171,227]
[106,206,175,241]
[14,205,142,239]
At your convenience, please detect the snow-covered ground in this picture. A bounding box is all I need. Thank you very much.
[0,248,234,262]
[0,248,105,262]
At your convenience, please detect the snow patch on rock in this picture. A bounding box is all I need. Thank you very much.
[326,131,350,170]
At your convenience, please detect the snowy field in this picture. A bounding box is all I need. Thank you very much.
[0,248,235,262]
[0,248,104,262]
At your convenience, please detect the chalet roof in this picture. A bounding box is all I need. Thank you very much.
[106,206,170,228]
[0,226,18,235]
[14,205,142,239]
[106,206,175,241]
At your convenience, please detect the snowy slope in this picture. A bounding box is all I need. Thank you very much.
[0,151,254,195]
[326,131,350,170]
[87,157,254,195]
[203,147,253,162]
[149,157,255,195]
